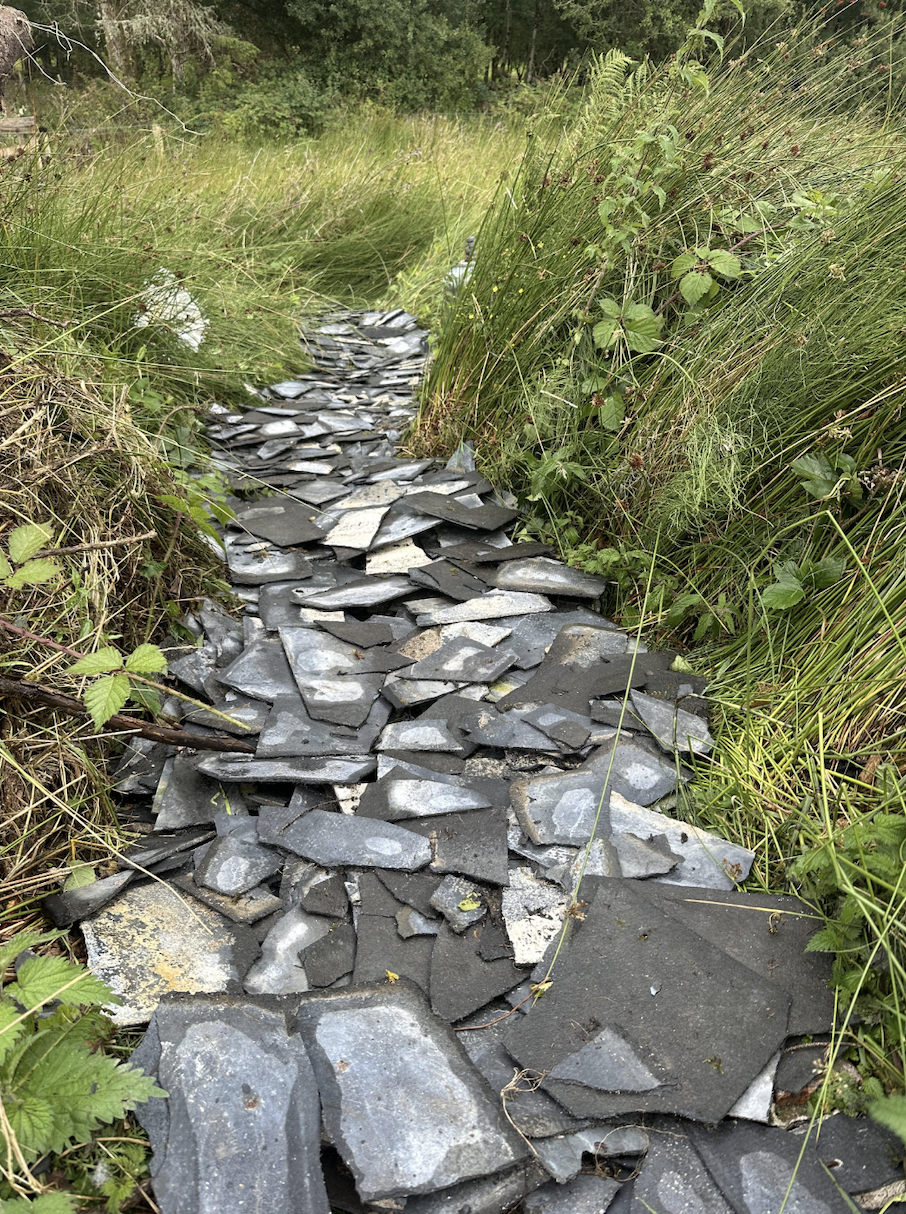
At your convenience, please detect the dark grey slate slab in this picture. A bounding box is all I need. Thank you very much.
[523,704,593,750]
[234,500,326,547]
[357,772,491,821]
[120,828,217,874]
[375,870,443,917]
[410,559,487,601]
[256,789,330,850]
[301,922,357,987]
[132,994,329,1214]
[352,910,435,990]
[640,885,835,1035]
[243,905,332,994]
[113,737,170,794]
[300,872,348,919]
[688,1120,856,1213]
[430,922,528,1022]
[179,693,270,736]
[429,875,487,932]
[196,754,376,784]
[493,558,609,600]
[775,1041,827,1096]
[397,906,440,937]
[297,672,383,727]
[226,544,314,585]
[170,873,283,925]
[613,832,682,879]
[278,625,361,691]
[292,982,527,1202]
[151,755,233,831]
[377,719,469,754]
[43,869,135,927]
[406,491,519,531]
[434,540,554,564]
[258,581,335,630]
[530,1123,648,1183]
[510,765,613,847]
[218,636,299,702]
[523,1175,621,1213]
[462,705,560,753]
[416,591,553,627]
[168,643,219,695]
[194,817,283,896]
[257,693,390,759]
[797,1113,906,1195]
[406,636,519,684]
[294,575,413,610]
[403,1162,550,1214]
[504,880,790,1122]
[271,808,431,869]
[629,1123,733,1214]
[405,808,510,885]
[320,619,395,647]
[630,690,714,756]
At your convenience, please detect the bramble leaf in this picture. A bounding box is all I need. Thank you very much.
[622,304,662,353]
[0,551,10,578]
[124,642,167,674]
[8,522,53,564]
[597,394,625,432]
[0,1192,78,1213]
[592,318,620,349]
[66,646,123,676]
[4,557,61,588]
[670,252,697,278]
[680,270,713,305]
[707,248,741,278]
[761,571,806,611]
[83,673,131,728]
[870,1095,906,1146]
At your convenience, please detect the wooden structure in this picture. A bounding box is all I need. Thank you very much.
[0,112,34,157]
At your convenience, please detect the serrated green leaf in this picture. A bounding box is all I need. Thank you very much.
[83,673,131,728]
[680,270,714,305]
[63,864,96,892]
[870,1095,906,1145]
[0,550,10,578]
[761,575,806,611]
[670,252,696,278]
[599,297,622,319]
[809,556,847,590]
[597,394,625,432]
[592,318,619,349]
[0,1190,79,1212]
[792,452,834,482]
[66,646,123,676]
[706,248,741,278]
[0,931,63,979]
[0,1000,29,1065]
[7,522,53,564]
[129,685,163,715]
[622,305,663,354]
[4,557,61,588]
[5,1094,55,1156]
[124,642,167,674]
[6,955,117,1010]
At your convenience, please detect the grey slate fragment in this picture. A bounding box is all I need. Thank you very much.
[243,906,332,994]
[462,705,560,753]
[436,540,554,564]
[195,816,283,896]
[796,1113,906,1195]
[630,690,714,756]
[299,672,383,727]
[169,873,282,925]
[226,544,314,585]
[396,906,440,938]
[416,590,553,626]
[406,490,519,531]
[530,1124,649,1184]
[687,1120,856,1213]
[629,1125,733,1214]
[510,765,613,847]
[613,832,682,879]
[152,754,235,831]
[320,619,395,647]
[410,559,488,601]
[256,788,330,848]
[357,772,492,821]
[430,922,528,1022]
[273,808,431,870]
[375,869,442,917]
[292,982,527,1202]
[377,719,468,754]
[493,557,609,600]
[196,753,376,784]
[406,808,510,885]
[257,693,390,759]
[234,500,327,547]
[294,574,413,610]
[301,922,357,987]
[82,882,259,1025]
[132,994,329,1214]
[775,1041,827,1095]
[638,884,836,1035]
[120,828,217,873]
[218,636,299,702]
[300,872,348,919]
[429,875,487,932]
[113,736,169,794]
[43,869,135,927]
[352,910,435,990]
[523,1176,621,1214]
[403,1162,549,1214]
[406,636,519,684]
[278,625,361,690]
[503,880,790,1122]
[524,705,594,750]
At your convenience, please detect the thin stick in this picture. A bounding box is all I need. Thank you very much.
[31,531,156,560]
[0,675,255,753]
[0,307,67,328]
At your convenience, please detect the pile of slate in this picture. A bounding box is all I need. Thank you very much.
[45,310,905,1214]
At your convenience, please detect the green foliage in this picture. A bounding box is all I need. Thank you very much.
[0,524,61,592]
[670,245,741,307]
[0,1195,78,1212]
[592,299,663,355]
[0,936,164,1166]
[65,643,167,728]
[760,557,847,612]
[870,1093,906,1143]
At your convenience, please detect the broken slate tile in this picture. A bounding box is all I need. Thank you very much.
[278,625,361,688]
[531,1124,649,1184]
[462,705,559,753]
[502,608,621,670]
[410,559,488,601]
[403,1162,549,1214]
[218,636,299,702]
[429,875,487,932]
[396,906,440,938]
[298,673,383,728]
[292,982,527,1202]
[509,765,613,847]
[503,880,790,1122]
[352,910,435,990]
[501,866,569,965]
[195,754,376,784]
[131,994,330,1214]
[82,882,259,1025]
[630,1123,733,1214]
[377,719,468,754]
[366,538,435,574]
[727,1051,780,1123]
[256,694,390,759]
[300,872,349,919]
[374,870,442,917]
[169,873,282,925]
[612,831,682,879]
[43,869,135,928]
[272,808,431,870]
[234,500,327,547]
[294,575,413,610]
[493,557,609,599]
[301,922,357,987]
[319,619,395,648]
[523,1176,621,1214]
[321,505,389,550]
[436,540,554,564]
[406,808,510,885]
[430,922,528,1022]
[113,736,170,794]
[194,816,283,896]
[406,491,519,531]
[630,690,714,756]
[405,636,518,684]
[794,1113,906,1196]
[243,905,332,994]
[357,772,491,821]
[226,544,314,585]
[416,590,553,627]
[151,754,236,831]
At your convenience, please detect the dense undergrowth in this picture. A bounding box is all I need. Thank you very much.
[415,16,906,1099]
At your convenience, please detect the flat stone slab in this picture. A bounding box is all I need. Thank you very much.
[234,500,327,547]
[132,994,329,1214]
[298,673,384,727]
[410,558,488,601]
[630,690,714,755]
[82,883,259,1025]
[257,693,390,758]
[493,557,609,599]
[271,808,431,870]
[294,574,413,610]
[243,906,332,994]
[630,1122,734,1214]
[405,808,510,885]
[226,545,314,585]
[197,753,376,784]
[416,590,553,626]
[358,772,492,821]
[405,636,518,684]
[501,866,569,965]
[406,491,519,531]
[430,922,528,1022]
[292,982,527,1201]
[195,817,283,896]
[503,880,790,1122]
[321,504,389,549]
[523,1175,621,1214]
[378,719,468,754]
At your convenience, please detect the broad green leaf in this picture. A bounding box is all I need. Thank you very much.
[8,521,53,564]
[1,1194,78,1213]
[698,27,724,55]
[599,298,622,318]
[706,248,741,278]
[0,930,63,978]
[597,199,617,223]
[66,646,123,676]
[4,557,61,588]
[623,306,663,354]
[63,864,96,892]
[598,394,625,432]
[83,672,131,729]
[870,1095,906,1145]
[124,642,167,674]
[5,1094,55,1157]
[129,685,163,715]
[809,556,847,590]
[0,1000,28,1065]
[670,252,696,278]
[0,551,10,578]
[6,955,116,1010]
[792,452,834,482]
[592,318,620,349]
[680,270,714,306]
[761,574,805,611]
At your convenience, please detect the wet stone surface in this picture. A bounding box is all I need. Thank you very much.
[58,309,875,1214]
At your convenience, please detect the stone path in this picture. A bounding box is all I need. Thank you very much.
[46,311,903,1212]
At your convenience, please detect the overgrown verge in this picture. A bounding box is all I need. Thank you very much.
[414,14,906,1098]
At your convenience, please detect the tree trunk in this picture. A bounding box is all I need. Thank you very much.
[97,0,133,79]
[527,0,539,83]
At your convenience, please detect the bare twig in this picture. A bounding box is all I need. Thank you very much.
[0,307,67,329]
[32,531,156,560]
[0,674,255,753]
[453,989,535,1031]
